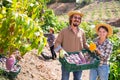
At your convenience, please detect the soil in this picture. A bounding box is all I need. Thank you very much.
[47,2,76,15]
[48,2,120,27]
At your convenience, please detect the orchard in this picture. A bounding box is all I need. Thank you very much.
[0,0,120,80]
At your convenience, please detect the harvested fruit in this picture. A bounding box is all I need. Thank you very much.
[79,52,86,64]
[65,52,93,65]
[6,55,16,70]
[89,42,96,51]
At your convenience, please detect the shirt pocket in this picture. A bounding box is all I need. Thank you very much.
[77,35,83,42]
[77,35,83,48]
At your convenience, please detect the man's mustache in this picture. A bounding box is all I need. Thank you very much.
[74,20,79,22]
[73,23,79,27]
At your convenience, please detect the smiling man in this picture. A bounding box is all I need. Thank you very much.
[54,10,89,80]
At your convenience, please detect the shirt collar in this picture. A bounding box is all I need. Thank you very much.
[68,25,80,31]
[96,37,109,45]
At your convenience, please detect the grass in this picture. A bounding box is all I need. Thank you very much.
[58,1,120,23]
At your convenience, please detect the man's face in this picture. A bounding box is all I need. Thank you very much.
[71,14,81,27]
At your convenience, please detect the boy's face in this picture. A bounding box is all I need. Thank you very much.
[49,30,53,33]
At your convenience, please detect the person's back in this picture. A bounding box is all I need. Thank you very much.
[47,33,55,47]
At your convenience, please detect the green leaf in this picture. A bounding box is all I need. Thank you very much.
[38,41,44,55]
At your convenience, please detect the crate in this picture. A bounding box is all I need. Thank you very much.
[0,65,21,79]
[3,65,21,79]
[59,49,100,72]
[0,56,21,79]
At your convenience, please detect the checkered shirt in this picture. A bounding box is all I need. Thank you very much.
[94,37,113,65]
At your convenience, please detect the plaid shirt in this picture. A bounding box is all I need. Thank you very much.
[94,37,113,65]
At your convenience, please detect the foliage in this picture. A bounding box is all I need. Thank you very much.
[109,34,120,80]
[59,0,75,3]
[0,0,50,56]
[41,9,67,33]
[76,0,94,8]
[48,0,75,4]
[80,1,120,22]
[80,21,96,43]
[47,0,56,4]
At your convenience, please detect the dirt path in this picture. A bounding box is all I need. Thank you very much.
[16,46,90,80]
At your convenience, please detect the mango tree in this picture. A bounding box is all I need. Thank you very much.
[0,0,49,56]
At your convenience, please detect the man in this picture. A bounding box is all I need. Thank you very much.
[54,10,89,80]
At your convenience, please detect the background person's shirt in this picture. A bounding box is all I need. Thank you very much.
[47,34,55,47]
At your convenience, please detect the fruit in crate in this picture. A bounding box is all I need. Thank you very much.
[65,53,88,65]
[79,52,86,63]
[65,51,94,65]
[6,55,16,70]
[84,52,92,64]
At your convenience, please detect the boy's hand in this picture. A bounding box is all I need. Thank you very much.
[59,49,68,58]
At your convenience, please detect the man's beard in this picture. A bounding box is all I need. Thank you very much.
[73,23,79,27]
[72,20,80,27]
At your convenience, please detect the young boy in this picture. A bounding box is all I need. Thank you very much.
[47,28,57,60]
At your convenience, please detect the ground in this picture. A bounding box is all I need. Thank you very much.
[16,46,90,80]
[48,1,120,27]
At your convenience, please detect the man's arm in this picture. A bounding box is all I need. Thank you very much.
[54,31,63,52]
[83,31,89,49]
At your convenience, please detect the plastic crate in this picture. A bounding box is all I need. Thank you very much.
[0,63,21,79]
[4,64,21,79]
[59,49,100,72]
[0,55,21,79]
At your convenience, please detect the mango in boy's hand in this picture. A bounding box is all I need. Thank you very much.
[89,42,96,51]
[59,49,68,58]
[59,52,64,58]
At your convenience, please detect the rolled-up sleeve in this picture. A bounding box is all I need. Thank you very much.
[83,31,89,49]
